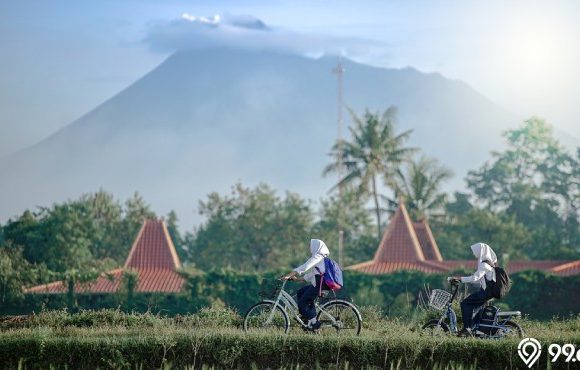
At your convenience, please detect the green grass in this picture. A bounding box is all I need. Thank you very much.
[0,308,579,369]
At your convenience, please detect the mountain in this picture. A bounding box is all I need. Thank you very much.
[0,48,518,226]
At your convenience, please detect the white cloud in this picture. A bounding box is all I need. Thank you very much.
[181,13,221,26]
[144,13,382,59]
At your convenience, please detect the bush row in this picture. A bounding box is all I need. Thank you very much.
[1,327,578,369]
[5,269,580,320]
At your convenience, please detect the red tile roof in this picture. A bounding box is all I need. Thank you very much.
[25,220,186,294]
[125,220,181,269]
[413,220,443,261]
[348,203,580,276]
[373,202,425,262]
[348,261,448,274]
[548,260,580,276]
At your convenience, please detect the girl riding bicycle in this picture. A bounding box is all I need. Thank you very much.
[451,242,497,337]
[282,239,331,331]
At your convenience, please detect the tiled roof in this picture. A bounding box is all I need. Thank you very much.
[25,219,186,294]
[132,268,185,292]
[25,269,124,294]
[547,260,580,276]
[348,259,579,276]
[413,220,443,261]
[348,203,580,276]
[373,202,425,262]
[348,261,448,274]
[125,220,181,269]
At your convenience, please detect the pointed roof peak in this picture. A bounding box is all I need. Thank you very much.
[373,202,425,263]
[413,219,443,261]
[124,219,181,269]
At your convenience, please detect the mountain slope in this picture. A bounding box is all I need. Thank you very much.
[0,48,517,225]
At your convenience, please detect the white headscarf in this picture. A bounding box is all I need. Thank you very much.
[310,239,330,257]
[294,239,330,286]
[463,242,497,289]
[470,243,497,265]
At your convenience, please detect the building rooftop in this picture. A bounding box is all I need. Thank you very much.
[348,203,579,276]
[25,219,186,294]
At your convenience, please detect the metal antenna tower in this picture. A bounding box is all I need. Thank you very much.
[332,56,345,266]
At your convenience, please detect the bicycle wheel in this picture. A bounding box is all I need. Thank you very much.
[317,300,362,335]
[422,319,450,336]
[243,301,290,334]
[499,320,524,339]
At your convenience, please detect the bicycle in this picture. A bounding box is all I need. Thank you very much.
[243,279,362,335]
[422,277,524,338]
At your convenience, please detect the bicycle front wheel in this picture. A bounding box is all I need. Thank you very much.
[422,319,450,337]
[317,300,362,335]
[243,301,290,334]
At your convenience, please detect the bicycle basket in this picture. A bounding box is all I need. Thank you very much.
[429,289,452,310]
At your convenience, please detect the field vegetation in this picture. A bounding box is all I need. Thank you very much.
[1,307,579,369]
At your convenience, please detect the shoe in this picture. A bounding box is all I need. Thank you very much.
[457,328,473,337]
[309,321,322,330]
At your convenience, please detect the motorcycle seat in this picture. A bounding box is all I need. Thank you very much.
[497,311,521,316]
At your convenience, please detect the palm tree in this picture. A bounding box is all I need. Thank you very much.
[324,107,416,240]
[385,155,453,220]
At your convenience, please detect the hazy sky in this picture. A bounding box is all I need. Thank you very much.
[1,0,579,157]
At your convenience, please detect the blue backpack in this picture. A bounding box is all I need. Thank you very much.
[319,257,343,291]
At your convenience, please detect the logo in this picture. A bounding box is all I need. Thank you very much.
[518,337,542,368]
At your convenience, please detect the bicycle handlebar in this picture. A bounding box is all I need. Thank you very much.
[447,276,461,285]
[447,277,461,303]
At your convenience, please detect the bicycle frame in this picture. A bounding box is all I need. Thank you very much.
[437,282,521,338]
[264,280,341,328]
[437,283,459,332]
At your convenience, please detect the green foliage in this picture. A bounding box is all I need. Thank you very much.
[0,190,158,309]
[0,313,578,369]
[0,245,35,304]
[1,190,156,271]
[465,118,579,259]
[189,183,314,272]
[4,269,579,321]
[0,306,241,331]
[434,206,532,260]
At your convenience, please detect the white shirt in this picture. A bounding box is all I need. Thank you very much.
[461,261,495,290]
[294,254,326,286]
[293,239,330,287]
[461,242,497,291]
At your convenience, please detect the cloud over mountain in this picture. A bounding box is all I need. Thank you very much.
[144,13,381,58]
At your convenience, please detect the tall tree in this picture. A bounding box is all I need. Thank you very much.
[190,183,313,272]
[466,118,579,258]
[434,195,532,260]
[0,244,35,304]
[386,155,453,220]
[324,107,416,239]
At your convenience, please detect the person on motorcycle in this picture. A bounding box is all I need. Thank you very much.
[451,242,497,337]
[281,239,331,331]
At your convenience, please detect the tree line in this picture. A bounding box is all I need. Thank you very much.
[0,109,578,308]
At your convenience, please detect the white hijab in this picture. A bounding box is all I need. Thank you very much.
[471,242,497,287]
[310,239,330,257]
[470,243,497,265]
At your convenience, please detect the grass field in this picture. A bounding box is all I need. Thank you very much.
[1,307,579,369]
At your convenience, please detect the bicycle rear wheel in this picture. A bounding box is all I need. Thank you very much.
[499,320,524,339]
[243,301,290,334]
[317,300,362,335]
